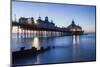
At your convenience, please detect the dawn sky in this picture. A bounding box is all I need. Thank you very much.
[12,1,96,33]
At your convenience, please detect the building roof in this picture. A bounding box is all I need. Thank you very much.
[67,20,82,30]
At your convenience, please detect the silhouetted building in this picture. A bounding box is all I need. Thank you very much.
[67,20,84,35]
[45,16,49,22]
[17,16,84,35]
[19,17,35,24]
[36,16,55,29]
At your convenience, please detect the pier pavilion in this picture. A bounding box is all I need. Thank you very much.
[66,20,84,35]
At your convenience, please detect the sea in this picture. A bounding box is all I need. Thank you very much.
[11,33,96,65]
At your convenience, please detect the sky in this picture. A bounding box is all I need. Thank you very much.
[12,1,96,33]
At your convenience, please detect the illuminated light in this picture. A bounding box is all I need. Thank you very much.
[27,30,31,33]
[27,18,33,24]
[77,36,79,44]
[77,28,81,31]
[72,35,79,45]
[34,20,38,24]
[30,30,33,33]
[12,26,19,33]
[12,26,24,33]
[29,30,32,33]
[70,28,76,32]
[72,29,76,31]
[73,35,76,45]
[18,28,23,34]
[32,37,40,50]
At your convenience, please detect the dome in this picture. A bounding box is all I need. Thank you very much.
[67,20,82,31]
[45,16,49,21]
[76,25,82,29]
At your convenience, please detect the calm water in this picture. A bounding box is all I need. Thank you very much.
[12,33,96,65]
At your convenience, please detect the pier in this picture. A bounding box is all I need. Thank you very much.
[12,16,84,39]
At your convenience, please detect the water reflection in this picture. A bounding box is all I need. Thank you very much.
[72,35,80,61]
[34,55,40,64]
[72,35,79,45]
[12,33,96,65]
[32,37,41,50]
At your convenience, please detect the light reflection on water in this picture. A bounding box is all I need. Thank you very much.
[34,55,40,64]
[72,35,80,61]
[72,35,79,45]
[32,37,41,50]
[12,33,96,65]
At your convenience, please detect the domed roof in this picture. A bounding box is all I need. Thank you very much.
[45,16,49,21]
[76,25,82,29]
[67,20,82,30]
